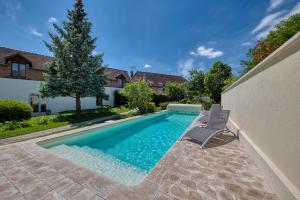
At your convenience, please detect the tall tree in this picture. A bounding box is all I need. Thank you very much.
[40,0,106,112]
[241,14,300,74]
[188,69,205,95]
[204,61,232,103]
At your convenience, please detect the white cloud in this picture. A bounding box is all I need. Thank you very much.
[48,17,58,24]
[177,59,194,77]
[2,0,21,20]
[241,42,252,46]
[144,64,152,68]
[252,2,300,39]
[30,28,43,37]
[190,46,223,59]
[251,11,284,34]
[268,0,285,12]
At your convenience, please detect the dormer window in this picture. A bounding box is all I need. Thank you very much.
[11,63,26,79]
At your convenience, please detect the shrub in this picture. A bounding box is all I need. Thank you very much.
[159,102,169,110]
[0,99,33,122]
[114,90,128,107]
[120,81,153,114]
[1,121,30,131]
[165,82,187,101]
[146,102,155,113]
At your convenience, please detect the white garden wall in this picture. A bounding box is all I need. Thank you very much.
[0,78,122,113]
[222,32,300,200]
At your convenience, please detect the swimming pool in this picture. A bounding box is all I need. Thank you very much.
[41,111,199,185]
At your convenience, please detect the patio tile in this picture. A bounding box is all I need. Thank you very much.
[58,182,83,200]
[13,175,41,194]
[0,181,20,199]
[72,188,97,200]
[50,178,75,193]
[24,184,52,199]
[42,190,65,200]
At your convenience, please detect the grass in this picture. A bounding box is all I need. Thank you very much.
[0,106,131,139]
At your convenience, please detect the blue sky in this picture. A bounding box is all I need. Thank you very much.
[0,0,299,77]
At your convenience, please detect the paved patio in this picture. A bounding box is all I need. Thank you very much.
[0,121,279,200]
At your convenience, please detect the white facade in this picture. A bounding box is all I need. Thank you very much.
[0,78,122,113]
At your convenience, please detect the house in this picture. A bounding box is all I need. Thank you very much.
[0,47,130,113]
[131,71,187,93]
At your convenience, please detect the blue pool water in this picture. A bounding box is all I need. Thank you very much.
[42,111,198,185]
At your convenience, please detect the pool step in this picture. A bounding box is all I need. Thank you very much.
[49,144,146,185]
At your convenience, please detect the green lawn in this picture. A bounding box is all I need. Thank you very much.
[0,106,131,139]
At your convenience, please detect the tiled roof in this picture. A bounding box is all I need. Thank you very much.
[131,71,187,87]
[104,67,130,81]
[0,46,52,70]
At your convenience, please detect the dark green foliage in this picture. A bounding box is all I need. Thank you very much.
[165,82,187,101]
[241,14,300,73]
[40,0,106,112]
[0,121,31,131]
[152,93,169,106]
[146,102,156,113]
[188,69,205,95]
[159,102,169,110]
[114,90,128,107]
[204,61,232,103]
[0,99,33,122]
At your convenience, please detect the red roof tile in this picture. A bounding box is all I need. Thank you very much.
[131,71,187,87]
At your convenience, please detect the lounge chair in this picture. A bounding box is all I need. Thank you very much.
[198,104,222,127]
[182,110,235,148]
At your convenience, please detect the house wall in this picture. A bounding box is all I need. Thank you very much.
[221,32,300,200]
[0,78,122,113]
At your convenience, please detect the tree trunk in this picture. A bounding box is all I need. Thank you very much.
[76,93,81,113]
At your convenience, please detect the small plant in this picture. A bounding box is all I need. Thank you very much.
[2,121,30,131]
[146,102,155,113]
[37,117,49,125]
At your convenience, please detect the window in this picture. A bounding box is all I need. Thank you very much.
[11,63,26,79]
[116,78,124,88]
[19,64,25,78]
[96,95,103,106]
[12,63,18,77]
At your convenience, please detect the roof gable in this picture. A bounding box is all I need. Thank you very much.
[105,67,130,81]
[0,47,52,70]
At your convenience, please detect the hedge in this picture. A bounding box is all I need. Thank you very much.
[0,99,33,122]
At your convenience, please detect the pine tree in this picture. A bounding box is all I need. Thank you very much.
[40,0,106,112]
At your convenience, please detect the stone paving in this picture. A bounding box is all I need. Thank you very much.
[0,122,279,199]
